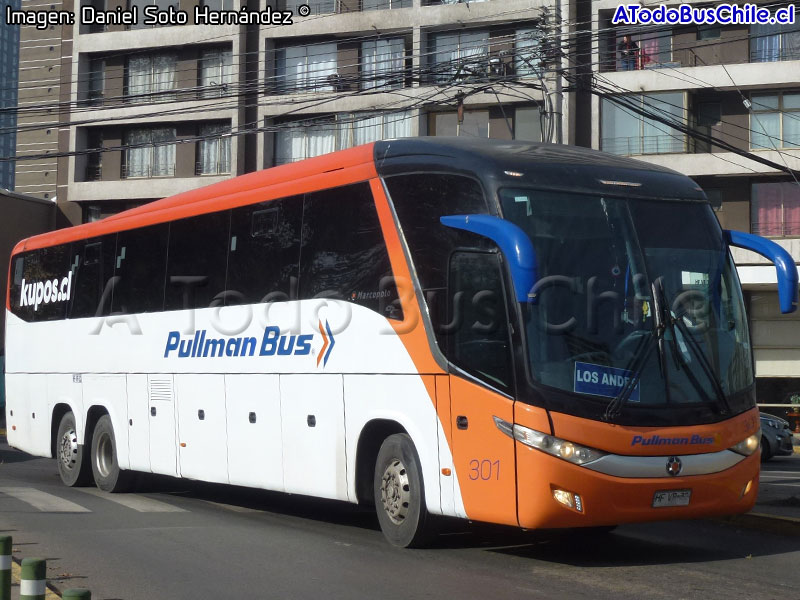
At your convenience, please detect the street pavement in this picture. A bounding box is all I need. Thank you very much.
[0,436,799,600]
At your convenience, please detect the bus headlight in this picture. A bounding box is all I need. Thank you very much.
[729,430,761,456]
[511,423,605,466]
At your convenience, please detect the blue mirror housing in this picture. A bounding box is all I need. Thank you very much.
[440,214,538,303]
[725,229,799,314]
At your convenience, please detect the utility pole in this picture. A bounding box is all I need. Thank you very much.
[551,0,564,144]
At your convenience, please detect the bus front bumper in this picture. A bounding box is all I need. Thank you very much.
[515,442,760,530]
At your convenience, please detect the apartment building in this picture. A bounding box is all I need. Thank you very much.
[13,0,64,204]
[0,0,21,190]
[29,0,558,224]
[588,0,800,402]
[63,0,246,223]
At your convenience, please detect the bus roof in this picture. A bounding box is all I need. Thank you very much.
[374,138,707,203]
[12,138,706,256]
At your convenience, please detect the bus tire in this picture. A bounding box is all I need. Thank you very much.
[56,412,92,487]
[373,433,433,548]
[90,415,133,493]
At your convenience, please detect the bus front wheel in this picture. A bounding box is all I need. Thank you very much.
[90,415,133,493]
[373,433,433,548]
[56,412,91,487]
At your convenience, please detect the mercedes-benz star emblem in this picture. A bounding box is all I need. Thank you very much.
[666,456,682,477]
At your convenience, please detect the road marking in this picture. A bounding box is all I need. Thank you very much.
[76,488,187,512]
[761,482,800,488]
[761,470,800,475]
[1,488,90,513]
[759,474,800,479]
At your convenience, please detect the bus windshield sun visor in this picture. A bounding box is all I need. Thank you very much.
[725,230,799,314]
[440,214,538,303]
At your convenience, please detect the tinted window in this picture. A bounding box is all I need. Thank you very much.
[70,235,117,319]
[112,224,168,314]
[299,183,401,319]
[385,173,490,341]
[226,196,302,305]
[10,244,73,322]
[446,251,512,390]
[165,211,230,311]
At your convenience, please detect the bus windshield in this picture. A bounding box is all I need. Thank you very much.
[500,188,753,417]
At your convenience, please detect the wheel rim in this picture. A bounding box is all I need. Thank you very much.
[380,458,411,525]
[59,428,79,471]
[95,431,114,479]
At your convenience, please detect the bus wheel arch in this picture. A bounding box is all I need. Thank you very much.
[54,409,92,487]
[355,419,408,505]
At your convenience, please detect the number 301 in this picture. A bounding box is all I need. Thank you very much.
[468,459,499,481]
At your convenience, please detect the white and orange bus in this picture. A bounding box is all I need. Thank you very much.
[5,138,797,546]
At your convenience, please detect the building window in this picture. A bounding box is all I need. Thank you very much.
[197,123,231,175]
[429,106,542,140]
[430,30,489,83]
[362,0,410,9]
[123,127,177,178]
[697,24,721,40]
[601,92,686,155]
[85,129,103,181]
[614,29,672,70]
[751,181,800,237]
[87,57,104,105]
[276,43,338,93]
[750,14,800,62]
[750,92,800,150]
[361,38,404,90]
[200,48,233,98]
[515,28,543,76]
[695,101,721,153]
[274,111,412,164]
[126,53,177,103]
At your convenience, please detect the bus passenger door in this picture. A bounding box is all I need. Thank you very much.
[147,374,178,477]
[280,374,347,501]
[445,251,518,526]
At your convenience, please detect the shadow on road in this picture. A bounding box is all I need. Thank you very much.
[0,444,37,464]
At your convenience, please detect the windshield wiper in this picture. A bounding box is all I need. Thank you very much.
[604,280,674,422]
[671,316,732,415]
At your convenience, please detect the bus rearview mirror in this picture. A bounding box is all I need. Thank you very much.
[440,214,538,303]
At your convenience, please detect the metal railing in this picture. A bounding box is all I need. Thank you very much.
[121,163,176,179]
[85,165,102,181]
[195,160,231,176]
[601,135,685,156]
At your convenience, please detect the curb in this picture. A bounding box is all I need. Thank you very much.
[11,558,63,599]
[716,511,800,536]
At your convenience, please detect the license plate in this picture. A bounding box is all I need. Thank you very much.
[652,489,691,508]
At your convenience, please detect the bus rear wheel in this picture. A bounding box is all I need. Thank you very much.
[90,415,133,493]
[373,433,433,548]
[56,412,91,487]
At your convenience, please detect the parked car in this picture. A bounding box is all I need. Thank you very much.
[760,413,795,461]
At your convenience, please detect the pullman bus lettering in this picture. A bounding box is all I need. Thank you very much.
[19,272,73,311]
[164,326,313,358]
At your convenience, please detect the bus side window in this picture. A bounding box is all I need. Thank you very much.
[112,224,169,315]
[226,196,303,305]
[299,183,402,320]
[70,235,117,319]
[445,251,513,391]
[9,244,72,322]
[165,211,231,311]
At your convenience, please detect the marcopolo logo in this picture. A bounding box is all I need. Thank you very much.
[631,434,716,447]
[163,320,336,367]
[20,272,73,311]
